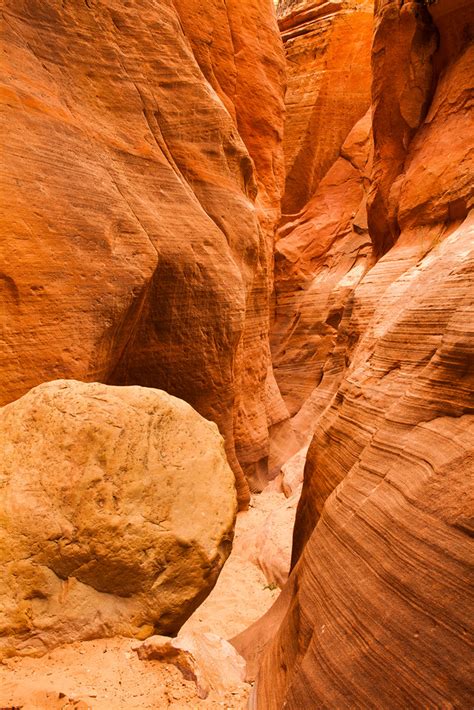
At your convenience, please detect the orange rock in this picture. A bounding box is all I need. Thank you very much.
[367,0,438,254]
[0,0,286,507]
[238,1,474,707]
[272,111,374,442]
[277,0,373,217]
[253,213,474,708]
[268,0,374,470]
[173,0,288,491]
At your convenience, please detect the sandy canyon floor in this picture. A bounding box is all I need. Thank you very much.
[0,492,284,709]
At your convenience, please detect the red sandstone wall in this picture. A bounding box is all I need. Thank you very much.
[0,0,286,506]
[235,1,474,706]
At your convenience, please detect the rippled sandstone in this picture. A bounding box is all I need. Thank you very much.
[236,1,474,707]
[0,0,286,506]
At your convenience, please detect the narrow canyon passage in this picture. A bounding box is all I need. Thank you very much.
[1,0,473,708]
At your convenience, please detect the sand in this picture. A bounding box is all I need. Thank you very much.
[0,492,286,709]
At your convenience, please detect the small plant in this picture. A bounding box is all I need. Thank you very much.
[263,582,278,591]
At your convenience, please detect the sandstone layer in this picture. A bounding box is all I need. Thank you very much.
[0,0,286,505]
[237,0,474,707]
[271,0,375,465]
[277,0,373,217]
[0,380,237,659]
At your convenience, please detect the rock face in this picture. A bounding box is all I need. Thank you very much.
[0,380,237,659]
[271,0,374,463]
[277,0,373,217]
[236,1,474,707]
[0,0,286,506]
[272,111,374,450]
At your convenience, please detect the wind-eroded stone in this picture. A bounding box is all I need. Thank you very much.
[0,380,237,659]
[277,0,373,216]
[0,0,286,507]
[135,631,246,699]
[236,2,474,707]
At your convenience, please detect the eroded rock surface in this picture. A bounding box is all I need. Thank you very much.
[277,0,373,217]
[237,1,474,707]
[270,0,375,467]
[0,380,237,659]
[135,631,246,700]
[0,0,286,506]
[272,111,374,450]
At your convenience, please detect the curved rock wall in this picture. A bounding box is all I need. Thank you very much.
[0,0,286,505]
[270,0,374,472]
[277,0,373,217]
[238,0,474,706]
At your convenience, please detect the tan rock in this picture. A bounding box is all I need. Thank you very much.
[0,380,237,659]
[249,492,300,590]
[135,631,246,699]
[281,446,308,498]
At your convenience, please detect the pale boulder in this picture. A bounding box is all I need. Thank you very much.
[135,631,247,699]
[0,380,237,659]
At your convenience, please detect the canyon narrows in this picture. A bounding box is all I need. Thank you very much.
[1,0,473,709]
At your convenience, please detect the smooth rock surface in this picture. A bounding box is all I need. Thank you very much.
[237,1,474,707]
[277,0,373,216]
[246,492,299,589]
[0,0,286,506]
[0,380,237,659]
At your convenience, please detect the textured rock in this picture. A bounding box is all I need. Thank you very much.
[0,0,286,506]
[248,492,299,589]
[0,380,237,659]
[135,631,246,699]
[238,1,474,707]
[269,0,374,467]
[272,111,374,445]
[246,220,474,710]
[277,0,373,216]
[367,0,438,254]
[280,445,308,498]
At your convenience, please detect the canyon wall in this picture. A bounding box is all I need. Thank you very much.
[271,0,375,474]
[0,0,286,506]
[278,0,373,217]
[2,0,473,699]
[238,0,474,707]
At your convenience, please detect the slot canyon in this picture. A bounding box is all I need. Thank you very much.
[0,0,473,707]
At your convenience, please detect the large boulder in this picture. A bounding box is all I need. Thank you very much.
[0,380,237,659]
